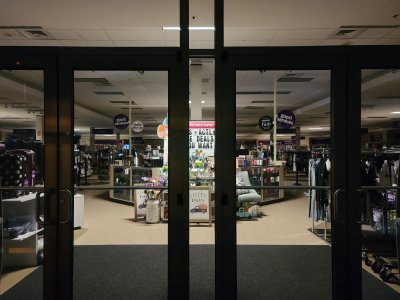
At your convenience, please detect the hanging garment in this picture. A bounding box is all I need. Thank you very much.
[308,158,318,220]
[315,158,329,221]
[379,161,391,186]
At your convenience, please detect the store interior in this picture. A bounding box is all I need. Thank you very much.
[0,64,399,298]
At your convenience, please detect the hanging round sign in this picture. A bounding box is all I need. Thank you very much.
[114,114,129,130]
[131,120,144,133]
[258,116,274,131]
[276,110,295,129]
[157,124,166,139]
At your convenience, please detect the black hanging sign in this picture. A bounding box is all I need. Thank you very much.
[258,116,273,131]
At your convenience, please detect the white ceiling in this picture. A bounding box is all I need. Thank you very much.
[0,66,399,140]
[0,0,399,139]
[0,0,399,48]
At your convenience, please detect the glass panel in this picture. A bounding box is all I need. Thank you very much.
[189,0,214,49]
[361,69,400,297]
[189,58,215,299]
[0,70,44,298]
[73,71,168,298]
[236,70,332,298]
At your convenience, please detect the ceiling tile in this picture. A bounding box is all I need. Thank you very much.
[273,28,335,40]
[269,39,322,46]
[162,30,179,41]
[357,28,396,39]
[60,40,114,47]
[0,29,25,40]
[374,39,400,45]
[47,29,82,40]
[189,30,214,40]
[189,40,214,49]
[5,39,63,46]
[225,29,276,40]
[225,40,270,46]
[384,28,400,39]
[78,30,110,41]
[321,39,376,46]
[105,29,163,41]
[113,40,166,47]
[165,40,179,47]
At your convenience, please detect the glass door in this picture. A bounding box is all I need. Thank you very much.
[348,51,400,300]
[57,51,188,299]
[0,54,59,299]
[216,50,350,299]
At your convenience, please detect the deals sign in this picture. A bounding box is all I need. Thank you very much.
[114,114,129,130]
[276,110,295,129]
[189,121,215,157]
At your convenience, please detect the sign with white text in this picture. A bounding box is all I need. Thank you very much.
[189,121,215,157]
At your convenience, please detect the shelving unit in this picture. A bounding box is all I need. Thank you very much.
[241,165,284,203]
[109,165,154,203]
[2,193,43,268]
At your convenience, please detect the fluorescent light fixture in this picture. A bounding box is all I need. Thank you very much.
[162,27,180,30]
[189,26,215,30]
[309,127,323,130]
[390,111,400,114]
[201,100,205,104]
[162,26,215,31]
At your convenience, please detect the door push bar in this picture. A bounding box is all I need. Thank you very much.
[333,189,347,224]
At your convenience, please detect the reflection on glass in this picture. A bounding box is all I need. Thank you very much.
[360,70,400,295]
[73,71,168,298]
[236,70,333,298]
[0,70,44,298]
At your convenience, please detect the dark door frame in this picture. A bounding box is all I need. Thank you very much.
[347,48,400,300]
[56,48,189,299]
[216,47,349,300]
[0,50,59,299]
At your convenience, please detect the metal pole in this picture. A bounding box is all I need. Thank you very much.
[273,74,277,163]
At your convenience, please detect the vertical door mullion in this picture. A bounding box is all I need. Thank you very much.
[43,56,60,300]
[57,57,74,300]
[168,1,190,298]
[347,56,363,300]
[330,55,358,299]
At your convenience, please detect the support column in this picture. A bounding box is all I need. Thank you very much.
[295,126,301,151]
[89,127,95,152]
[190,64,203,120]
[36,115,44,141]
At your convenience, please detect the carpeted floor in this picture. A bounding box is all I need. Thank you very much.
[2,245,399,300]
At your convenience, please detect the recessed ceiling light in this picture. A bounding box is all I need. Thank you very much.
[162,26,215,31]
[390,111,400,114]
[189,100,192,104]
[309,127,323,130]
[201,100,205,104]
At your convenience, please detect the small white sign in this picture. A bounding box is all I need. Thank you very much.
[189,187,211,225]
[131,120,144,132]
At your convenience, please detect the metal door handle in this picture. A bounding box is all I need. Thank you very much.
[333,189,347,224]
[59,189,73,224]
[36,191,50,225]
[352,189,370,224]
